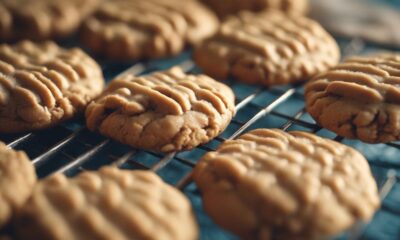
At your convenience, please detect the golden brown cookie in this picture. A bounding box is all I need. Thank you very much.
[201,0,309,19]
[14,167,198,240]
[86,67,235,152]
[305,53,400,143]
[0,0,99,41]
[81,0,219,60]
[0,41,104,133]
[0,142,36,229]
[194,10,340,86]
[194,129,380,240]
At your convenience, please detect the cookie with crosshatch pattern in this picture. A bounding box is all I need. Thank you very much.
[305,53,400,143]
[0,41,104,133]
[86,67,235,152]
[193,129,380,240]
[0,0,99,41]
[194,10,340,86]
[80,0,219,60]
[14,167,198,240]
[201,0,309,19]
[0,142,36,229]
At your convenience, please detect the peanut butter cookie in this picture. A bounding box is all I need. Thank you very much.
[14,167,198,240]
[201,0,309,19]
[86,67,235,152]
[194,129,379,240]
[81,0,219,60]
[194,10,340,86]
[0,0,99,41]
[0,41,104,133]
[305,53,400,143]
[0,142,36,228]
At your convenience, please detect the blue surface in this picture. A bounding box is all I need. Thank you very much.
[0,41,397,240]
[83,47,400,240]
[1,1,400,239]
[95,36,400,239]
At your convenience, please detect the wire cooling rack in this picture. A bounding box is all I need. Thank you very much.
[1,36,400,240]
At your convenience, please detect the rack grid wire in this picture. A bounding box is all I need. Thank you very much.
[1,36,400,240]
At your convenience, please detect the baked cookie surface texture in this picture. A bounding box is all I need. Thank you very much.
[81,0,219,60]
[0,142,36,229]
[195,10,340,86]
[306,53,400,143]
[194,129,380,240]
[201,0,309,19]
[14,167,198,240]
[86,67,235,152]
[0,41,104,133]
[0,0,99,41]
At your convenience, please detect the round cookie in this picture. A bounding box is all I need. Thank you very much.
[0,41,104,133]
[0,0,99,41]
[193,129,380,240]
[201,0,309,19]
[86,67,235,152]
[14,167,198,240]
[194,10,340,86]
[81,0,219,60]
[305,53,400,143]
[0,142,37,229]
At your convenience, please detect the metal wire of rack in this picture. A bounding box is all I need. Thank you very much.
[1,37,400,240]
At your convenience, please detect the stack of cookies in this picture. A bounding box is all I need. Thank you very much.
[0,0,397,239]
